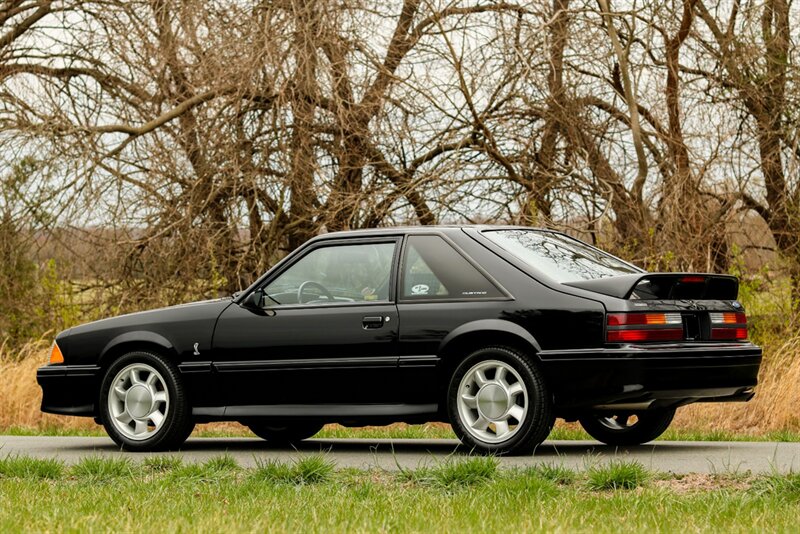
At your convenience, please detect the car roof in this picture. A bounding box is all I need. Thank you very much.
[311,224,549,240]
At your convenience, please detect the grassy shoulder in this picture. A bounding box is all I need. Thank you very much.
[3,422,800,443]
[1,455,799,532]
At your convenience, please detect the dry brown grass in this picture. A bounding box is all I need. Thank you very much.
[652,474,751,493]
[673,334,800,434]
[0,341,96,431]
[2,335,799,435]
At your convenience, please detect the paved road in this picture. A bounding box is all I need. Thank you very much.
[2,436,799,474]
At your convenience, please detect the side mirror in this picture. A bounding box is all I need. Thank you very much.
[241,289,264,310]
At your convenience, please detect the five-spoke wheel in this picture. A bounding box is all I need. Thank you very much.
[100,351,194,451]
[448,346,553,455]
[457,360,528,444]
[107,363,169,441]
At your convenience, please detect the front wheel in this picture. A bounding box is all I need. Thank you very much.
[447,346,554,455]
[579,409,675,446]
[99,351,194,451]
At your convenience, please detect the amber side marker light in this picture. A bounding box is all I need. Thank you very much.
[49,342,64,364]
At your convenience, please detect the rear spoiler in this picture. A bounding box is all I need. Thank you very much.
[563,273,739,300]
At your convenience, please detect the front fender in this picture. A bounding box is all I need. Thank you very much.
[99,331,175,364]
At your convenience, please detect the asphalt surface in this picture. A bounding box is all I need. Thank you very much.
[1,436,799,474]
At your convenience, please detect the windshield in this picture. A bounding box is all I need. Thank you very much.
[483,229,641,283]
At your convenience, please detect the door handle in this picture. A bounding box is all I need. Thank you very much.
[362,316,385,329]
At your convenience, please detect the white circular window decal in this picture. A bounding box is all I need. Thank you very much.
[411,284,430,295]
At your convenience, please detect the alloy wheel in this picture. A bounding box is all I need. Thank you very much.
[456,359,528,444]
[107,363,170,441]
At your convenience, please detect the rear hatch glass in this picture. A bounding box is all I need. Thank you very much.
[482,229,641,283]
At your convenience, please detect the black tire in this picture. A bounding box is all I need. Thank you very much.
[247,422,324,444]
[579,409,675,446]
[99,351,194,452]
[179,420,197,443]
[447,346,554,455]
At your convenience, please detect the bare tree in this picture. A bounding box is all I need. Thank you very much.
[2,0,799,318]
[694,0,800,304]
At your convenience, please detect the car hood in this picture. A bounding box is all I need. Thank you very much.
[68,297,234,335]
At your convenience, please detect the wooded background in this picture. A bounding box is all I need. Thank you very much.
[1,0,799,346]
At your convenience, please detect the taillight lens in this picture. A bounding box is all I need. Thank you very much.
[606,313,684,343]
[709,312,748,340]
[608,312,682,326]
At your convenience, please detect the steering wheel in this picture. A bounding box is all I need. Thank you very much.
[297,280,335,304]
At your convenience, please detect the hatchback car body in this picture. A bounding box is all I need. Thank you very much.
[38,226,762,453]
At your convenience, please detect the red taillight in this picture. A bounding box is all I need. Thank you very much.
[710,327,748,340]
[607,328,684,342]
[608,313,682,326]
[679,276,706,283]
[606,313,684,343]
[710,311,748,340]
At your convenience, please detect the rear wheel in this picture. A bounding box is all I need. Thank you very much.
[99,351,193,451]
[247,422,324,444]
[447,346,553,455]
[579,409,675,446]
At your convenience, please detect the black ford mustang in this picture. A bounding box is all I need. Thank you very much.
[38,226,762,454]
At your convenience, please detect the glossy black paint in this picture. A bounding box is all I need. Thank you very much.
[37,225,763,426]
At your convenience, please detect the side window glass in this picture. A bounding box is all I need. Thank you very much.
[264,242,396,306]
[401,236,503,300]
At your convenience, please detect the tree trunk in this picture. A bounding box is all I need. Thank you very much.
[287,0,322,249]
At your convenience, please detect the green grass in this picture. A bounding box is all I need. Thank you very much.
[586,460,650,490]
[315,424,457,440]
[203,453,240,473]
[164,455,241,482]
[142,455,183,472]
[752,471,800,499]
[397,456,498,488]
[0,456,64,480]
[252,454,335,485]
[523,462,577,485]
[2,456,800,532]
[71,456,133,480]
[1,426,107,437]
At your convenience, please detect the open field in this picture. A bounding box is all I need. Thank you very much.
[1,455,800,533]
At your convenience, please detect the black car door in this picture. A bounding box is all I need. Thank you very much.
[212,238,401,408]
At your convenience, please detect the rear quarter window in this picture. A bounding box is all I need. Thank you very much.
[401,235,504,300]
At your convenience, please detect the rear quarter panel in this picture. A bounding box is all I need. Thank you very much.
[397,231,606,406]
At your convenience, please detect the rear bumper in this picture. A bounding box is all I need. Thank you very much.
[37,365,101,417]
[539,342,762,412]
